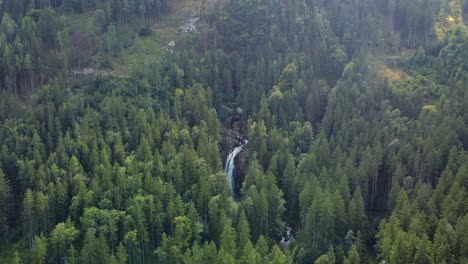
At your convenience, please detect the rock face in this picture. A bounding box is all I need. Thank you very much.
[234,149,248,192]
[180,12,200,33]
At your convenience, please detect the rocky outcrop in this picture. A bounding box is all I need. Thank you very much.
[234,149,248,192]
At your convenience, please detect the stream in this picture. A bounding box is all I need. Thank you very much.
[280,223,295,250]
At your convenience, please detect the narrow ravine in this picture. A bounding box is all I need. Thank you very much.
[221,103,248,195]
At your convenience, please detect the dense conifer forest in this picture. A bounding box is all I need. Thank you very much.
[1,0,468,263]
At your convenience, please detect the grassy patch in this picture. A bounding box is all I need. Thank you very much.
[65,0,202,75]
[115,0,200,72]
[422,104,438,112]
[113,35,166,73]
[378,64,408,83]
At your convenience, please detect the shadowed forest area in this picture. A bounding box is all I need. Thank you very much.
[1,0,468,263]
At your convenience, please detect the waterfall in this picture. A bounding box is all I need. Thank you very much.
[280,223,295,250]
[224,145,244,193]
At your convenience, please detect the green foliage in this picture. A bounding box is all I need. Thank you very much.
[31,234,47,264]
[1,0,468,264]
[50,221,78,263]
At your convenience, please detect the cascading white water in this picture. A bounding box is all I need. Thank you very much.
[224,145,243,193]
[280,223,295,250]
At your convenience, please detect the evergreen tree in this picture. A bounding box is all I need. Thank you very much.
[31,234,48,264]
[348,187,367,232]
[50,221,78,263]
[0,169,11,242]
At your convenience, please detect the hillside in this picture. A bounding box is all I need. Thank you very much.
[1,1,468,264]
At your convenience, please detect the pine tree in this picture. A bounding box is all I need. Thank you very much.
[31,234,48,264]
[23,189,36,249]
[266,245,289,264]
[103,24,118,66]
[219,217,237,256]
[0,169,11,242]
[315,246,336,264]
[348,187,367,232]
[13,251,23,264]
[68,245,76,264]
[81,228,99,264]
[238,241,262,264]
[237,210,251,256]
[116,242,128,264]
[344,244,360,264]
[413,235,434,264]
[50,221,78,263]
[256,235,270,262]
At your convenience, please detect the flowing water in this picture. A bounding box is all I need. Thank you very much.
[224,145,244,193]
[280,224,295,250]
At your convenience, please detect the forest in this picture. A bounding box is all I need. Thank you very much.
[0,0,468,263]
